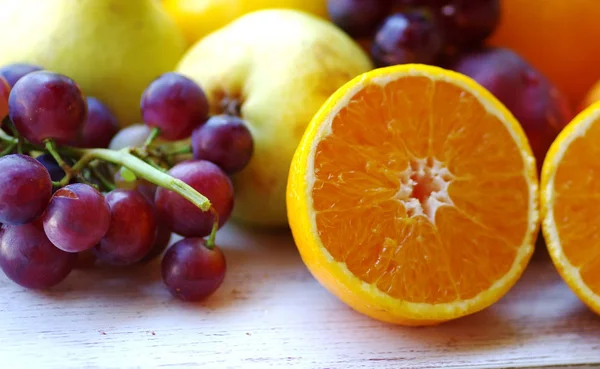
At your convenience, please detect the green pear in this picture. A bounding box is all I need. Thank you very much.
[0,0,186,126]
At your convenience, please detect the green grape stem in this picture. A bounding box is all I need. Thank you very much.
[72,148,212,212]
[0,129,219,243]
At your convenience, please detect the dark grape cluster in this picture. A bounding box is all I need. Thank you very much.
[328,0,501,67]
[0,63,255,303]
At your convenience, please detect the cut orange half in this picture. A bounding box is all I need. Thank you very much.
[287,64,539,325]
[542,101,600,315]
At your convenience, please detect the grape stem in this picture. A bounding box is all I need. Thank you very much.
[44,139,75,186]
[144,127,161,148]
[71,148,212,212]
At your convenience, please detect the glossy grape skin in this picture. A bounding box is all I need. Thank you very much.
[0,63,43,87]
[141,72,209,141]
[191,115,254,174]
[155,160,234,238]
[71,97,119,148]
[8,71,87,145]
[93,190,157,265]
[0,154,52,225]
[328,0,392,38]
[0,222,77,289]
[432,0,500,49]
[42,183,111,253]
[109,124,151,150]
[114,171,157,204]
[140,221,172,263]
[0,76,9,120]
[35,153,65,182]
[161,238,226,301]
[371,11,443,67]
[450,47,573,169]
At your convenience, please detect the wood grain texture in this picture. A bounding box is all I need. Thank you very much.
[1,224,599,369]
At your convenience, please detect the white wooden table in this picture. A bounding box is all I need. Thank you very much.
[1,224,599,369]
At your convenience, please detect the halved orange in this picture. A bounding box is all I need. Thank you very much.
[542,101,600,315]
[287,64,540,325]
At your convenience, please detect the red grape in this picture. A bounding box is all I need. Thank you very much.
[114,171,157,204]
[140,221,172,263]
[191,115,254,174]
[328,0,392,38]
[433,0,500,49]
[0,63,43,87]
[141,72,209,141]
[155,160,234,238]
[450,47,573,169]
[371,11,443,67]
[8,71,87,145]
[71,97,119,148]
[109,124,151,150]
[0,76,9,120]
[0,222,76,289]
[0,154,52,225]
[162,238,226,301]
[42,183,111,253]
[93,189,157,265]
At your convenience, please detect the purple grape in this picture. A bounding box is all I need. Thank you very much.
[0,63,43,87]
[0,154,52,225]
[328,0,392,38]
[70,97,119,148]
[191,115,254,174]
[93,189,157,265]
[450,47,573,169]
[371,11,444,67]
[42,183,111,253]
[141,72,209,141]
[433,0,500,49]
[155,160,234,238]
[8,71,87,145]
[35,153,65,182]
[113,171,157,204]
[0,76,9,120]
[0,222,77,289]
[140,221,172,263]
[162,238,226,301]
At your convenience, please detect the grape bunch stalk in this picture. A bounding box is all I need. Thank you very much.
[0,64,255,302]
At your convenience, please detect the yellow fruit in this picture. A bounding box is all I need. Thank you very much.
[177,9,372,227]
[287,64,539,325]
[0,0,186,126]
[542,101,600,315]
[162,0,328,45]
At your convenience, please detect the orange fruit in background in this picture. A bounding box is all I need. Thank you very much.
[542,101,600,316]
[489,0,600,107]
[580,80,600,112]
[287,64,540,326]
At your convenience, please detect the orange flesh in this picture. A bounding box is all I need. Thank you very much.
[312,77,530,304]
[552,118,600,294]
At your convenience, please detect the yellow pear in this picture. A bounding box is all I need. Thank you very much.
[0,0,186,126]
[177,9,373,227]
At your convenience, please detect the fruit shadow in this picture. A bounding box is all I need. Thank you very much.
[351,258,600,362]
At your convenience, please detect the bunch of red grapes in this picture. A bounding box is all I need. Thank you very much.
[0,64,254,302]
[328,0,500,67]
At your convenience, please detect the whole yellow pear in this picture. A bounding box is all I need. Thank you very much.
[0,0,186,126]
[162,0,328,45]
[177,9,373,227]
